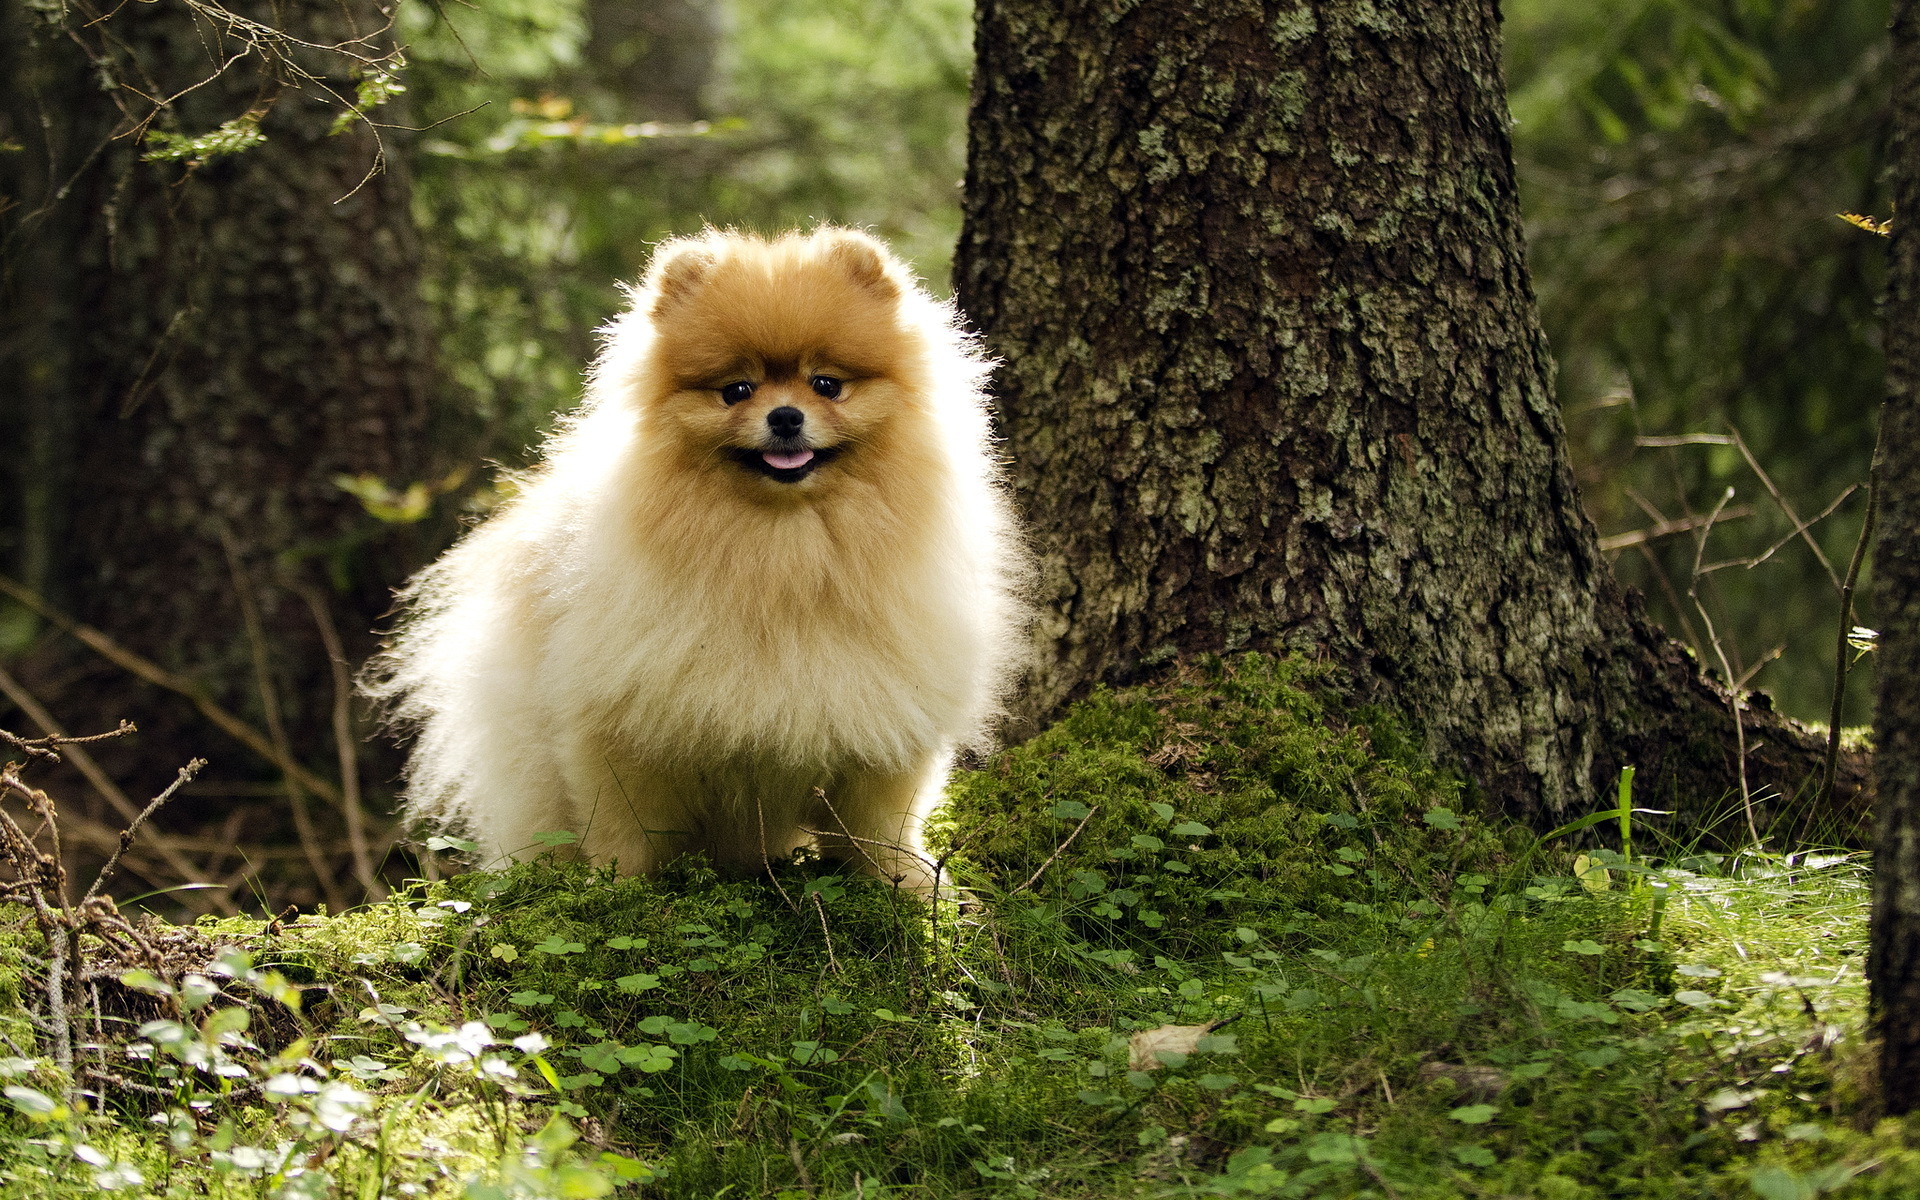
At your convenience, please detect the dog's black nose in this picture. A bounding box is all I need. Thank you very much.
[767,406,805,438]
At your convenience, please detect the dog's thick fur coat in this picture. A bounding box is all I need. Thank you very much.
[368,229,1027,888]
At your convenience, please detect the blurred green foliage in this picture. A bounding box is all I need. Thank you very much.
[403,0,970,463]
[403,0,1887,722]
[1508,0,1889,722]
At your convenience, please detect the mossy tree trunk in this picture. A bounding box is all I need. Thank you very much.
[954,0,1850,826]
[1,0,454,897]
[1870,0,1920,1117]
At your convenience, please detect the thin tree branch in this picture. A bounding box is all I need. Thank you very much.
[0,666,232,913]
[219,532,347,913]
[294,580,381,900]
[83,759,205,904]
[0,573,346,809]
[1821,466,1877,810]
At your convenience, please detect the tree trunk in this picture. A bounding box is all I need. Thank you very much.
[954,0,1856,829]
[1,0,454,903]
[1870,0,1920,1117]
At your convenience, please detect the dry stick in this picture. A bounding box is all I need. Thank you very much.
[0,721,135,759]
[809,786,890,882]
[294,581,381,899]
[1636,433,1738,448]
[0,781,73,1088]
[1599,505,1756,552]
[0,574,346,809]
[810,891,841,974]
[83,758,205,904]
[1733,645,1786,693]
[1012,805,1100,895]
[220,534,348,914]
[0,666,235,914]
[1686,487,1761,847]
[1728,427,1843,590]
[755,793,800,914]
[807,786,941,889]
[1821,467,1878,811]
[1692,601,1757,847]
[1698,483,1858,576]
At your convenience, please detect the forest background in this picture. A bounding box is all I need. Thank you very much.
[0,0,1891,907]
[0,0,1912,1193]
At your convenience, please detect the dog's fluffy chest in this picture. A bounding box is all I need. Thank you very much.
[538,507,985,770]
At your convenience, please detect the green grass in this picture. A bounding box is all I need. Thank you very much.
[0,654,1914,1197]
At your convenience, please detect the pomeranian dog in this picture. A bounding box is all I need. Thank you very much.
[367,227,1027,891]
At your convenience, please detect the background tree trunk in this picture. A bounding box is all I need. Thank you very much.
[1871,0,1920,1117]
[954,0,1855,829]
[0,0,456,905]
[574,0,720,121]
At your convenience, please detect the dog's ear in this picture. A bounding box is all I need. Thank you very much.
[821,229,904,301]
[644,238,721,317]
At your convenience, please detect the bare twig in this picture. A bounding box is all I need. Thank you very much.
[83,759,205,904]
[1700,484,1858,576]
[756,793,799,913]
[0,573,346,809]
[1636,434,1737,448]
[1733,644,1786,692]
[1633,542,1705,649]
[294,580,381,899]
[1727,427,1842,589]
[0,666,233,913]
[0,774,74,1085]
[808,787,882,880]
[0,718,135,758]
[810,891,841,974]
[1599,506,1755,552]
[1685,487,1760,847]
[1012,805,1100,895]
[1821,466,1877,810]
[220,534,347,913]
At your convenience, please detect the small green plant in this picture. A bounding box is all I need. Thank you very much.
[141,114,267,164]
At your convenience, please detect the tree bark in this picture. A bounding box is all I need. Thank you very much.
[1,0,454,900]
[1870,0,1920,1117]
[954,0,1858,829]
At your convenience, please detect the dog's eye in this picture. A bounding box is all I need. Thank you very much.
[719,381,755,405]
[809,375,843,400]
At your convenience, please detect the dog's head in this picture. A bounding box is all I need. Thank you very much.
[624,227,933,496]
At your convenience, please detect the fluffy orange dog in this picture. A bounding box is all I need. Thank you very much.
[369,228,1027,890]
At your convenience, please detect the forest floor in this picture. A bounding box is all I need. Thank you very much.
[0,655,1914,1198]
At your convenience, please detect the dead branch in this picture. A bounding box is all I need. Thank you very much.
[84,760,205,904]
[0,733,203,1100]
[1012,806,1100,895]
[294,579,382,900]
[0,573,346,809]
[219,534,347,913]
[1822,465,1878,809]
[1599,506,1756,552]
[0,665,234,914]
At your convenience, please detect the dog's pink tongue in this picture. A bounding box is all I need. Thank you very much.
[763,449,814,471]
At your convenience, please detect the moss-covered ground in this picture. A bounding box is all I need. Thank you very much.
[0,654,1911,1197]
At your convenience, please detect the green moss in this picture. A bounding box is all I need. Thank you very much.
[948,654,1519,946]
[0,653,1913,1197]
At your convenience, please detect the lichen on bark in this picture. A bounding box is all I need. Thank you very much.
[956,0,1854,829]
